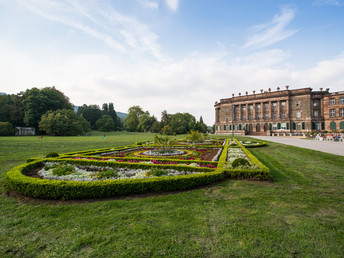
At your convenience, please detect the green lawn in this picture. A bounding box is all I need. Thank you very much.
[1,133,344,257]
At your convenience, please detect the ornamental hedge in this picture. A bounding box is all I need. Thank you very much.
[5,138,270,200]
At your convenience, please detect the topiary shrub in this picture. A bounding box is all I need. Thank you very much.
[232,158,249,168]
[46,152,59,158]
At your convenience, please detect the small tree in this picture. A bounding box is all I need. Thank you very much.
[0,122,16,136]
[186,130,204,143]
[154,135,174,150]
[39,109,90,136]
[96,115,116,132]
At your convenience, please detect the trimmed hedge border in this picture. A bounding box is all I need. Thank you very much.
[5,161,225,200]
[6,138,270,200]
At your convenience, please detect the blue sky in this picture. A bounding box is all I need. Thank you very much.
[1,0,344,125]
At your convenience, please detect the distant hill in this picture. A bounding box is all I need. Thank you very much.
[0,92,7,95]
[117,112,128,121]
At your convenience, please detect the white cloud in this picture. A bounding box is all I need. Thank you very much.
[313,0,342,6]
[140,0,159,9]
[243,7,298,49]
[165,0,179,12]
[16,0,165,60]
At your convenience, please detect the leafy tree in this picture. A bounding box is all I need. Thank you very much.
[22,87,73,128]
[186,130,204,143]
[0,122,16,136]
[161,110,171,126]
[77,104,102,129]
[151,121,162,133]
[169,112,197,134]
[162,125,173,135]
[39,109,90,136]
[124,106,145,132]
[96,115,116,132]
[138,113,156,132]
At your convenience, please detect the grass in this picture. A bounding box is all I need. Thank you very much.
[1,133,344,256]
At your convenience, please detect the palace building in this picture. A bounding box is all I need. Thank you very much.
[214,86,344,136]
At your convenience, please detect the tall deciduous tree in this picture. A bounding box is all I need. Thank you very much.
[22,87,73,128]
[124,106,145,132]
[39,109,90,136]
[77,104,102,129]
[96,115,116,132]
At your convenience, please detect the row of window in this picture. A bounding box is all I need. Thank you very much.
[330,108,344,117]
[330,97,344,105]
[218,121,344,131]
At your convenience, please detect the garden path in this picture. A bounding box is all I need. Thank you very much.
[248,136,344,156]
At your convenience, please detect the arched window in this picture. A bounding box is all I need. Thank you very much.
[330,122,336,130]
[340,121,344,130]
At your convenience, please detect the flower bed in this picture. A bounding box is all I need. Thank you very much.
[5,138,270,200]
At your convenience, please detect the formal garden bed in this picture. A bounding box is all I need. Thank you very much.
[5,137,269,200]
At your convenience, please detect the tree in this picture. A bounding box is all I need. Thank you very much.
[151,121,162,133]
[77,104,103,130]
[169,112,197,134]
[124,106,145,132]
[138,113,156,132]
[0,122,16,136]
[96,115,116,132]
[162,125,173,135]
[22,87,73,128]
[161,110,170,126]
[39,109,90,136]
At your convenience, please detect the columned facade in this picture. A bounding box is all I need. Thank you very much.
[214,87,344,136]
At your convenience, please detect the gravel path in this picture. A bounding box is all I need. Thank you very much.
[247,136,344,156]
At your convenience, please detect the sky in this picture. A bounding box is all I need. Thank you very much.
[1,0,344,125]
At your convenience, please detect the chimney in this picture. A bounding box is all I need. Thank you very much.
[326,88,330,92]
[232,93,235,97]
[277,87,280,91]
[245,91,248,95]
[320,88,323,91]
[253,90,256,94]
[260,89,263,93]
[286,85,289,90]
[268,88,271,92]
[239,93,241,96]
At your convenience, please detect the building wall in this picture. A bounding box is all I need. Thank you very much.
[214,87,344,135]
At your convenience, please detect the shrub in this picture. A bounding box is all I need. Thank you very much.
[0,122,16,136]
[97,169,119,179]
[46,152,59,158]
[146,168,169,177]
[232,158,250,168]
[51,164,75,176]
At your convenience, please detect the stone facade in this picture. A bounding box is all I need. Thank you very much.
[214,86,344,136]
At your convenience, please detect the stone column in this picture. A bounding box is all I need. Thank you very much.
[277,101,281,119]
[286,99,290,118]
[253,103,256,120]
[261,102,264,120]
[246,104,249,121]
[238,104,242,121]
[269,102,272,119]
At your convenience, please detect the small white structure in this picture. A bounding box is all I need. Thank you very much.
[15,127,35,136]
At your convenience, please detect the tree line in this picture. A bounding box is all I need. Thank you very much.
[0,87,208,136]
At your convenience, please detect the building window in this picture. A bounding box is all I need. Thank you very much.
[249,114,253,120]
[330,122,336,130]
[313,101,318,107]
[330,109,335,117]
[226,117,229,122]
[340,121,344,130]
[242,115,246,121]
[281,101,286,107]
[257,114,261,120]
[316,123,321,130]
[272,102,277,107]
[296,101,301,107]
[272,113,277,119]
[264,113,269,119]
[296,111,301,119]
[314,110,318,118]
[235,115,239,121]
[249,105,253,110]
[340,108,344,117]
[340,97,344,104]
[281,123,287,130]
[242,106,246,111]
[281,112,286,119]
[264,103,268,109]
[256,104,261,109]
[272,123,278,130]
[296,123,302,130]
[330,98,335,105]
[226,107,229,113]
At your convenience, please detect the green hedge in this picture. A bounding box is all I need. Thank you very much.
[6,138,270,200]
[5,161,225,200]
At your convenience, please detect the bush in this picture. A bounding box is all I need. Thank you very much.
[51,164,75,176]
[0,122,16,136]
[232,158,250,168]
[46,152,59,158]
[96,169,119,179]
